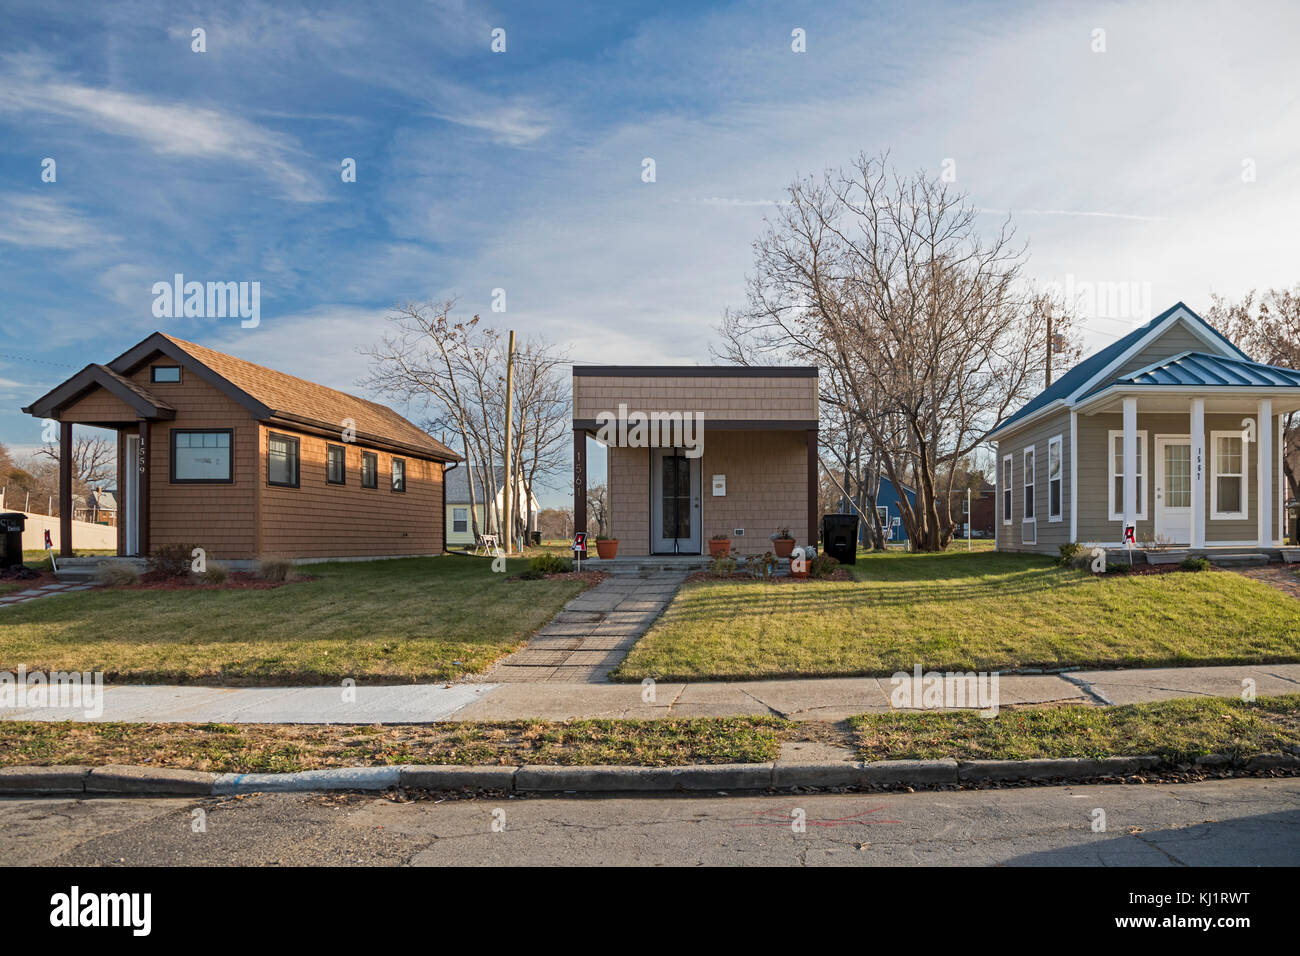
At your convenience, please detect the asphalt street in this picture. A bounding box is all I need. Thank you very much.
[2,777,1298,866]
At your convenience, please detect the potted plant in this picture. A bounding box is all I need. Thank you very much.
[770,527,795,558]
[595,535,619,560]
[709,533,731,558]
[1140,532,1189,565]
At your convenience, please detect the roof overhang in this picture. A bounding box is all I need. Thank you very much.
[1076,384,1300,417]
[265,412,462,463]
[23,364,177,421]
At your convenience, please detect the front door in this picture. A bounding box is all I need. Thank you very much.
[123,435,140,556]
[1155,435,1192,544]
[650,448,702,553]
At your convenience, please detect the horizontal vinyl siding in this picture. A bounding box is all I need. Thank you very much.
[133,368,258,559]
[1076,412,1280,545]
[1115,325,1211,378]
[258,426,443,559]
[995,408,1072,554]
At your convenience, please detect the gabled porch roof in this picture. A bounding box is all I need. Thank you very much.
[23,363,176,421]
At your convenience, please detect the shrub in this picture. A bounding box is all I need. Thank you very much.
[517,568,545,580]
[199,562,230,585]
[1181,556,1211,572]
[810,553,840,579]
[710,552,738,574]
[1057,541,1083,567]
[257,557,295,582]
[148,543,197,578]
[529,553,572,574]
[94,562,140,588]
[748,551,778,579]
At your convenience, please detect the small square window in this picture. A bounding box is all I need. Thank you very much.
[326,444,346,485]
[151,365,181,383]
[361,452,378,489]
[268,433,300,487]
[391,458,406,493]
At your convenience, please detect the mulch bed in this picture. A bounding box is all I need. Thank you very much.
[1,567,58,586]
[686,569,852,583]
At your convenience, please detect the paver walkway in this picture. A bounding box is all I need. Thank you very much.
[0,581,92,607]
[1234,564,1300,600]
[481,571,687,683]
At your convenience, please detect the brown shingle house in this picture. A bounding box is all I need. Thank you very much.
[573,366,819,556]
[23,332,460,563]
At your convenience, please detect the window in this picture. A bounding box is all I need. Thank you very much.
[361,452,378,489]
[1023,447,1036,521]
[1211,431,1248,519]
[171,429,232,482]
[1002,454,1013,525]
[453,507,468,534]
[1047,435,1063,521]
[1107,430,1148,521]
[151,365,181,383]
[267,433,300,487]
[391,458,406,493]
[326,444,346,485]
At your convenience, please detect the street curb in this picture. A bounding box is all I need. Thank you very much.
[2,753,1297,796]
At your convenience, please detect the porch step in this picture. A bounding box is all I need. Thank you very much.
[1206,552,1271,568]
[53,556,147,583]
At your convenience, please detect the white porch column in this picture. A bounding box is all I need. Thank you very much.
[1123,397,1137,540]
[1190,398,1205,548]
[1258,398,1273,546]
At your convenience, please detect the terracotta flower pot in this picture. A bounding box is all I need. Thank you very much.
[709,539,731,558]
[595,539,619,560]
[790,567,809,579]
[773,538,795,558]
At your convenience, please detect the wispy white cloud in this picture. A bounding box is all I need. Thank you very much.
[0,194,116,248]
[0,53,326,201]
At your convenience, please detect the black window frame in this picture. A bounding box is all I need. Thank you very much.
[169,428,234,484]
[266,432,301,488]
[150,364,182,384]
[326,443,347,485]
[391,458,406,493]
[361,451,378,489]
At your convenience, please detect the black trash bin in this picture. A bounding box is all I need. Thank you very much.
[0,512,25,569]
[821,513,859,565]
[531,531,542,546]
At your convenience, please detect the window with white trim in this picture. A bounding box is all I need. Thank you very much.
[1047,435,1063,521]
[1001,454,1012,525]
[1210,431,1248,519]
[453,507,468,534]
[1107,430,1148,521]
[1023,447,1036,521]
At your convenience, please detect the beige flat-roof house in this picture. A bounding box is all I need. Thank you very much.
[990,302,1300,555]
[573,366,819,556]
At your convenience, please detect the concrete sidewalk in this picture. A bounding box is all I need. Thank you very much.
[2,663,1298,724]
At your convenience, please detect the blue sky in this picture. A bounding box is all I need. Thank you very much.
[2,0,1298,506]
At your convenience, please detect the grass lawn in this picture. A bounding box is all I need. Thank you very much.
[0,556,590,685]
[613,549,1300,681]
[849,694,1300,762]
[0,716,790,772]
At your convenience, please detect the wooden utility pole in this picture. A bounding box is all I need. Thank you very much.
[1045,307,1054,387]
[503,330,516,555]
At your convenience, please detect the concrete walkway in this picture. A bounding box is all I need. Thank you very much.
[0,580,93,607]
[480,570,686,683]
[3,664,1298,724]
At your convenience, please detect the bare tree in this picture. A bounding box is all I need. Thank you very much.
[587,482,610,537]
[717,153,1072,550]
[1205,286,1300,500]
[35,434,116,501]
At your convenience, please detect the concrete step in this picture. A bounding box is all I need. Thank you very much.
[1207,553,1271,567]
[53,556,146,582]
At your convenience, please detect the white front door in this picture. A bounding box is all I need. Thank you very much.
[1155,435,1192,545]
[650,448,702,553]
[124,435,140,556]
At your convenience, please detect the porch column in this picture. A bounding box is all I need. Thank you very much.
[58,420,72,557]
[1190,398,1205,548]
[1258,398,1273,546]
[138,419,151,556]
[573,427,586,557]
[1122,397,1137,540]
[807,427,819,547]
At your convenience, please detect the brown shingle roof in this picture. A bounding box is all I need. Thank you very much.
[157,334,459,461]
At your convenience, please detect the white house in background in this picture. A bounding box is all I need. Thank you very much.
[990,302,1300,554]
[444,464,540,547]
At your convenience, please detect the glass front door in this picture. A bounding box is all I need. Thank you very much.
[650,448,701,553]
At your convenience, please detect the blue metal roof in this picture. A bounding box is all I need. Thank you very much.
[1084,351,1300,395]
[992,302,1247,434]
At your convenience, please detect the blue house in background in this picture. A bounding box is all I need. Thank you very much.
[837,476,916,544]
